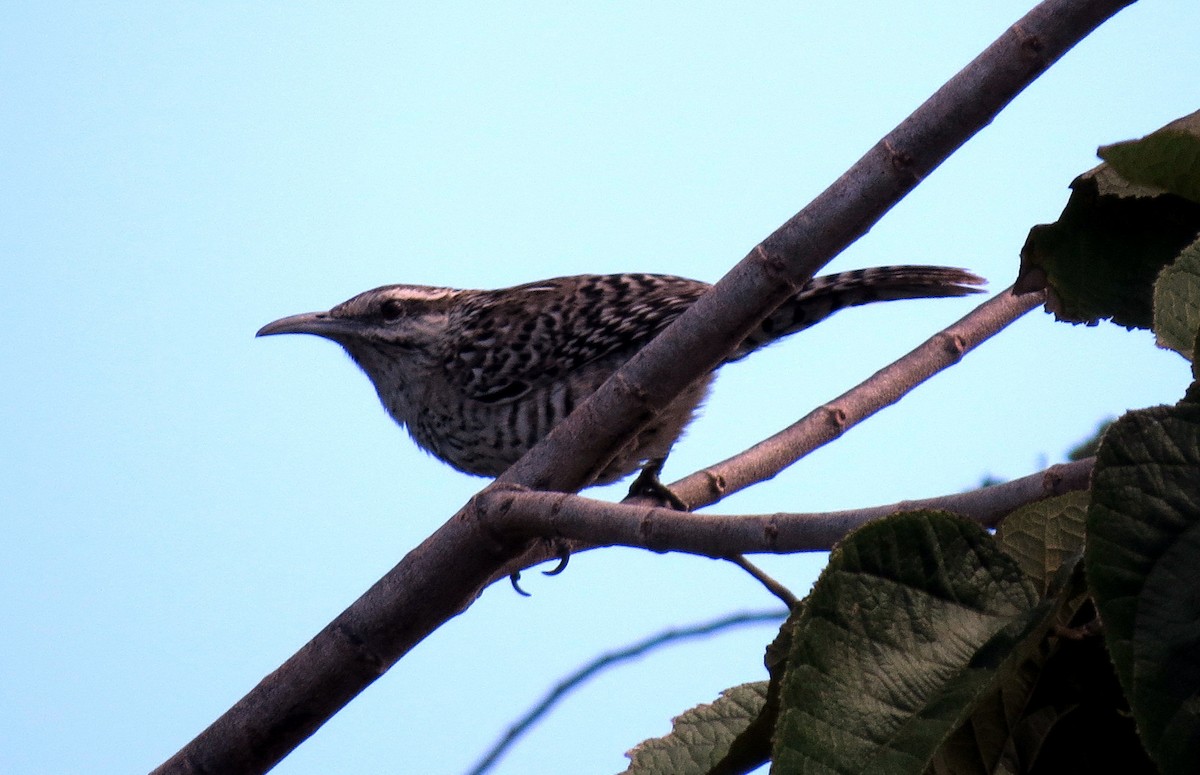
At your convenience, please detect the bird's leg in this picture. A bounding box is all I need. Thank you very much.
[627,456,689,511]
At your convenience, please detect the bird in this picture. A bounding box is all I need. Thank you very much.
[257,266,984,487]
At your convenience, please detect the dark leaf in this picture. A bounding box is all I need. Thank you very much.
[1086,386,1200,775]
[1018,113,1200,329]
[927,559,1089,775]
[771,511,1039,774]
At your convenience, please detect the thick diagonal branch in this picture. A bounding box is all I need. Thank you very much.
[152,3,1133,773]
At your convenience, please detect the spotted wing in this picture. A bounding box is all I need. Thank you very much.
[449,273,710,403]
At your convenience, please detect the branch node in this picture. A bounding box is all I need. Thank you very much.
[940,330,969,359]
[821,404,849,433]
[701,468,728,498]
[1011,22,1046,59]
[611,370,650,408]
[749,242,794,286]
[1042,459,1092,495]
[469,485,531,555]
[882,138,920,183]
[331,624,386,676]
[764,514,781,551]
[638,508,670,554]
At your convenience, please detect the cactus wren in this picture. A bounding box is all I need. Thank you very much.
[258,266,983,485]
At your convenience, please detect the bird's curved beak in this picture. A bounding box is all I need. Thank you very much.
[256,311,351,339]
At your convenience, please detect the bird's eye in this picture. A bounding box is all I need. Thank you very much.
[379,299,405,322]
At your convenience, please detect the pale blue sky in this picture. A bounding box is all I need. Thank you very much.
[2,3,1196,774]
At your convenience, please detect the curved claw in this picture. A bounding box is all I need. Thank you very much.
[509,571,532,597]
[542,542,571,576]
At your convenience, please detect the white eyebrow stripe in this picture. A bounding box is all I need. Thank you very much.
[385,287,458,302]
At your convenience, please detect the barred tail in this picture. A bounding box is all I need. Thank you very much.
[729,265,985,361]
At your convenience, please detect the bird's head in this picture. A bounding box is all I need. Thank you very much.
[257,284,461,391]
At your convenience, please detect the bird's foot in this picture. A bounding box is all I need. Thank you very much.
[627,457,689,511]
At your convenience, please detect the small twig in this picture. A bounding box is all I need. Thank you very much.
[463,609,788,775]
[726,556,800,607]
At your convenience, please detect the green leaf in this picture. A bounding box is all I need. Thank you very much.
[1154,236,1200,359]
[771,511,1039,775]
[994,490,1089,594]
[927,559,1091,775]
[1086,388,1200,775]
[1099,111,1200,205]
[1018,161,1200,328]
[623,682,768,775]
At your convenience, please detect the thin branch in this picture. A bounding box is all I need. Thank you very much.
[152,3,1131,772]
[464,609,788,775]
[665,286,1046,510]
[483,459,1094,556]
